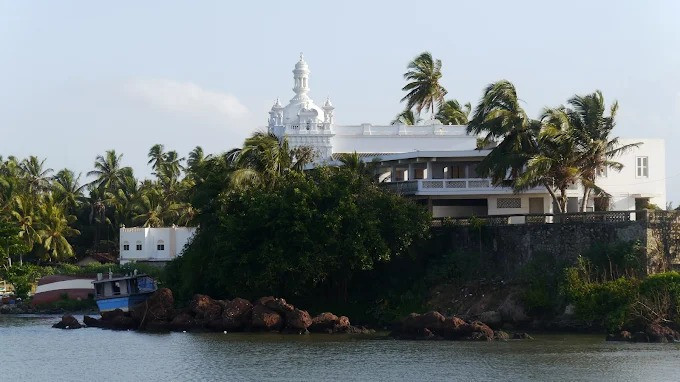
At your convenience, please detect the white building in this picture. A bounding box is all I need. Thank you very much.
[119,226,196,265]
[268,55,666,218]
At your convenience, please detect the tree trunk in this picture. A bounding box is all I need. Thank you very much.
[580,186,590,212]
[544,184,561,213]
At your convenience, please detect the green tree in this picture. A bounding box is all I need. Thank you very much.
[391,109,422,125]
[36,195,80,262]
[435,99,471,125]
[87,150,132,193]
[52,169,86,213]
[401,52,447,117]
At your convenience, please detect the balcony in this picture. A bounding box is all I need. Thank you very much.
[381,179,517,195]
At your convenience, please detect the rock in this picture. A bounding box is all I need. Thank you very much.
[308,312,351,333]
[52,315,82,329]
[494,330,510,341]
[645,323,680,343]
[309,312,340,332]
[478,311,503,328]
[631,331,649,343]
[438,316,470,339]
[466,321,494,341]
[101,309,125,322]
[0,305,11,314]
[512,332,534,340]
[467,331,493,341]
[401,311,446,332]
[251,304,283,331]
[259,297,294,314]
[130,288,175,325]
[220,298,253,330]
[606,331,632,342]
[189,294,223,320]
[285,308,312,331]
[83,315,102,327]
[170,312,199,331]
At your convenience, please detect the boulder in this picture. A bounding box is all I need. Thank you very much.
[251,305,283,331]
[285,308,312,331]
[259,297,294,314]
[52,315,82,329]
[606,331,632,342]
[512,332,534,340]
[189,294,223,320]
[466,321,494,341]
[336,316,351,332]
[220,298,253,330]
[478,311,503,328]
[437,316,471,339]
[101,309,125,322]
[494,330,510,341]
[170,312,199,331]
[83,315,102,327]
[130,288,175,325]
[631,331,649,343]
[401,311,446,332]
[309,312,340,332]
[645,323,680,343]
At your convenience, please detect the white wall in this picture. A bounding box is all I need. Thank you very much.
[119,227,197,265]
[587,138,665,210]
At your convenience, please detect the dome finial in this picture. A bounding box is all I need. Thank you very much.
[300,52,304,61]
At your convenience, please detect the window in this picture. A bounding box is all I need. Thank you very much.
[123,242,130,251]
[497,197,521,209]
[136,241,142,251]
[157,240,165,251]
[636,156,648,178]
[449,165,465,179]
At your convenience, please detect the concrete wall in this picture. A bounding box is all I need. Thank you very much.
[430,220,649,276]
[120,227,197,265]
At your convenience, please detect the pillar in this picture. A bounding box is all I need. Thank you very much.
[426,161,433,179]
[407,163,415,181]
[390,165,397,182]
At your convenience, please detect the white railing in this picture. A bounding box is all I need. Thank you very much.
[382,179,497,194]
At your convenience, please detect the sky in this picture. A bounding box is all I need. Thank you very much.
[1,1,679,202]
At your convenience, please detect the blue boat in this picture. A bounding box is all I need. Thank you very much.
[92,271,158,313]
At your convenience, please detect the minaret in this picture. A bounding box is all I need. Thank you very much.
[323,96,335,124]
[291,52,311,103]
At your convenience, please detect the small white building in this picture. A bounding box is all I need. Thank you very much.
[266,55,666,218]
[119,226,196,265]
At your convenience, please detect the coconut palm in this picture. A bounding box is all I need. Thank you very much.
[148,144,166,174]
[87,150,132,193]
[133,187,168,227]
[391,109,422,125]
[10,195,40,265]
[20,156,53,194]
[52,169,86,213]
[565,91,640,211]
[401,52,447,117]
[467,80,541,186]
[435,100,471,125]
[36,194,80,262]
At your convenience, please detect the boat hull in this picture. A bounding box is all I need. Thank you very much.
[95,293,153,313]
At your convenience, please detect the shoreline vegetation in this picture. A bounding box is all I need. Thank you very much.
[1,52,677,343]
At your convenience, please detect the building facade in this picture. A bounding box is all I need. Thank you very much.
[268,56,666,218]
[119,226,196,265]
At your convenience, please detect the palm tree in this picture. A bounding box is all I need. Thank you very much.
[10,195,40,265]
[36,195,80,262]
[20,156,53,194]
[52,169,86,213]
[401,52,447,117]
[87,150,131,193]
[230,132,310,189]
[514,108,582,212]
[565,91,640,211]
[391,109,422,125]
[467,80,541,186]
[148,144,166,174]
[133,187,167,227]
[435,100,471,125]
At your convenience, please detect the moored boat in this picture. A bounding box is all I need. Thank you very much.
[92,271,157,313]
[32,275,96,306]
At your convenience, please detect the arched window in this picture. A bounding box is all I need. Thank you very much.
[157,240,165,251]
[136,241,142,251]
[123,241,130,251]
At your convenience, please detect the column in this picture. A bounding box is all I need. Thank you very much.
[426,161,433,179]
[390,165,397,182]
[407,163,415,181]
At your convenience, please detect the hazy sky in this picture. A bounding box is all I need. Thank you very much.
[1,1,679,201]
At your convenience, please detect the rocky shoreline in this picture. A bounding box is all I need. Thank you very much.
[390,311,532,341]
[53,288,372,335]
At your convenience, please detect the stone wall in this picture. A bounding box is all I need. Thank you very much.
[429,220,649,276]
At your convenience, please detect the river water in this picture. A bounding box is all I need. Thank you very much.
[2,314,680,382]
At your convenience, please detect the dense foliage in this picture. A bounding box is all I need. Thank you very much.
[166,165,430,303]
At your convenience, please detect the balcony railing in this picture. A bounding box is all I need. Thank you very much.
[432,210,645,227]
[382,179,502,194]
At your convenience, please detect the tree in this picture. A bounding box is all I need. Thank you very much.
[9,195,40,265]
[36,195,80,262]
[435,99,471,125]
[391,109,422,125]
[401,52,447,117]
[166,167,430,302]
[20,156,53,194]
[87,150,132,193]
[0,220,27,266]
[467,80,541,186]
[565,91,640,211]
[52,169,86,213]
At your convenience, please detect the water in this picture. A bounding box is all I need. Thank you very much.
[2,315,680,382]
